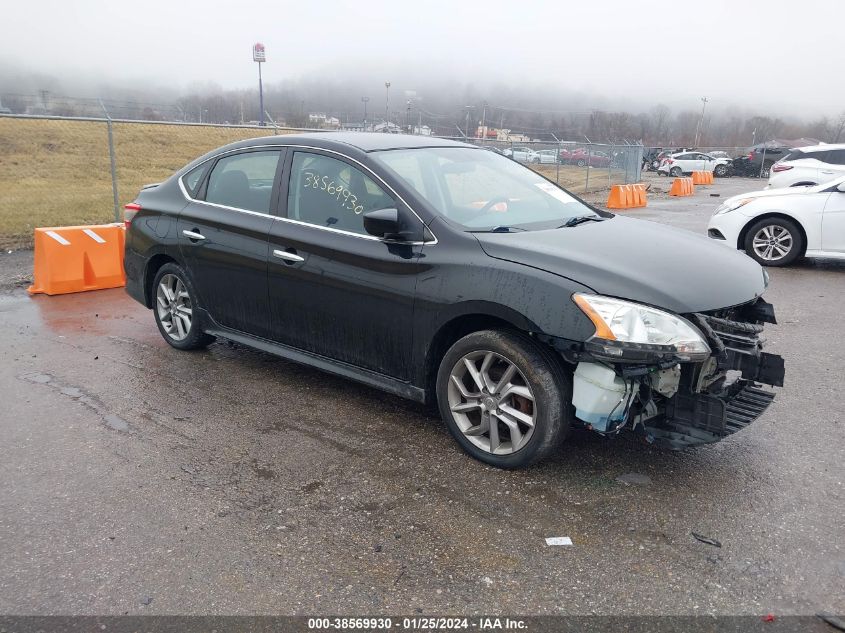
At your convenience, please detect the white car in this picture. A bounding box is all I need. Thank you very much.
[536,149,560,164]
[707,176,845,266]
[658,151,732,177]
[503,147,540,163]
[768,143,845,189]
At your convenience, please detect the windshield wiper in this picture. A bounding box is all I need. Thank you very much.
[475,225,527,233]
[560,215,605,228]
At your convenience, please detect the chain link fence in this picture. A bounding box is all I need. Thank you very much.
[0,114,643,248]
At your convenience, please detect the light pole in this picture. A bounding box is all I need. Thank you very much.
[464,105,472,139]
[361,96,369,131]
[406,100,412,133]
[384,81,391,132]
[694,96,708,147]
[253,43,266,126]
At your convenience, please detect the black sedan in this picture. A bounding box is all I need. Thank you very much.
[124,133,784,468]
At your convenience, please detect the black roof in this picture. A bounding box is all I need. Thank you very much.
[242,132,473,152]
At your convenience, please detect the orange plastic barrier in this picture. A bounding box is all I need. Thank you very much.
[28,224,126,296]
[606,183,647,209]
[691,171,714,185]
[669,177,695,197]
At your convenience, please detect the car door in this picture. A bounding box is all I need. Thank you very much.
[822,185,845,253]
[177,148,284,339]
[699,153,715,172]
[266,149,427,380]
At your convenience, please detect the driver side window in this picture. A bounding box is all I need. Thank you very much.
[287,152,394,235]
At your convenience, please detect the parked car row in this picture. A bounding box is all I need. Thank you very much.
[502,146,615,167]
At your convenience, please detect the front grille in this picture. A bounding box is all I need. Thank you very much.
[699,314,763,355]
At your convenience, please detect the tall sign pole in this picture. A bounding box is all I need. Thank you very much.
[253,43,266,126]
[384,81,391,132]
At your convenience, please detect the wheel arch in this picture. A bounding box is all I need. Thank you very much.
[143,253,180,308]
[421,306,560,404]
[738,212,808,255]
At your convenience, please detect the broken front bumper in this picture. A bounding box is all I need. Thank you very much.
[547,297,786,449]
[647,303,785,449]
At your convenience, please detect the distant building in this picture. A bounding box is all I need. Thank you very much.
[308,113,341,129]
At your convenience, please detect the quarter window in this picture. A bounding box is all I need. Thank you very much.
[182,163,209,197]
[205,150,281,213]
[287,152,394,235]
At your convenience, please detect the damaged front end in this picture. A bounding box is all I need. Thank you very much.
[544,295,785,449]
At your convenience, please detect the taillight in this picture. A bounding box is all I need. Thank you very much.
[747,152,754,160]
[772,164,793,173]
[124,203,141,229]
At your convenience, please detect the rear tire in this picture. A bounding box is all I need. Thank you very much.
[152,263,215,350]
[743,217,804,267]
[436,329,571,469]
[576,159,586,167]
[670,167,682,177]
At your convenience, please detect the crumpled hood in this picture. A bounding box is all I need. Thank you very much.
[475,216,766,314]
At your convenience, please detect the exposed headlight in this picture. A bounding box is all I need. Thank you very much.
[714,198,753,215]
[573,293,710,357]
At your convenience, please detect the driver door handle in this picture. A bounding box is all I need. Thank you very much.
[273,249,305,263]
[182,229,206,241]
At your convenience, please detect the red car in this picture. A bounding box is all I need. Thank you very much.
[568,148,612,167]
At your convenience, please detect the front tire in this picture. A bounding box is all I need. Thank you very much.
[152,263,215,350]
[576,159,586,167]
[714,164,728,177]
[743,217,804,267]
[436,330,571,469]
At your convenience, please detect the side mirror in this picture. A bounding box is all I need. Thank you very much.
[838,182,845,193]
[363,208,402,238]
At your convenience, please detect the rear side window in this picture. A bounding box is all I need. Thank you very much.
[205,150,281,213]
[182,163,208,197]
[782,150,806,162]
[287,152,394,235]
[823,149,845,165]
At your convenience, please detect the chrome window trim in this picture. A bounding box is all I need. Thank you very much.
[177,143,437,245]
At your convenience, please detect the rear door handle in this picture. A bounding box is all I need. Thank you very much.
[182,229,206,241]
[273,249,305,263]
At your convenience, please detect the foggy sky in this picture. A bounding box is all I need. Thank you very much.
[2,0,843,117]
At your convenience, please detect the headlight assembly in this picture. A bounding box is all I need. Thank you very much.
[573,293,710,359]
[714,198,752,215]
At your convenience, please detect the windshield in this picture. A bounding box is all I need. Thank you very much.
[372,147,601,231]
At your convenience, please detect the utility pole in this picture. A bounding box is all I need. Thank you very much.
[384,82,391,132]
[694,96,708,147]
[480,102,487,142]
[406,100,411,133]
[465,105,472,140]
[361,96,369,131]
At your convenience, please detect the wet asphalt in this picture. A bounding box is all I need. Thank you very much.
[0,177,843,616]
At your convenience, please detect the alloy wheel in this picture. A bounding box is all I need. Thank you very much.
[447,350,536,455]
[156,273,193,341]
[752,225,793,262]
